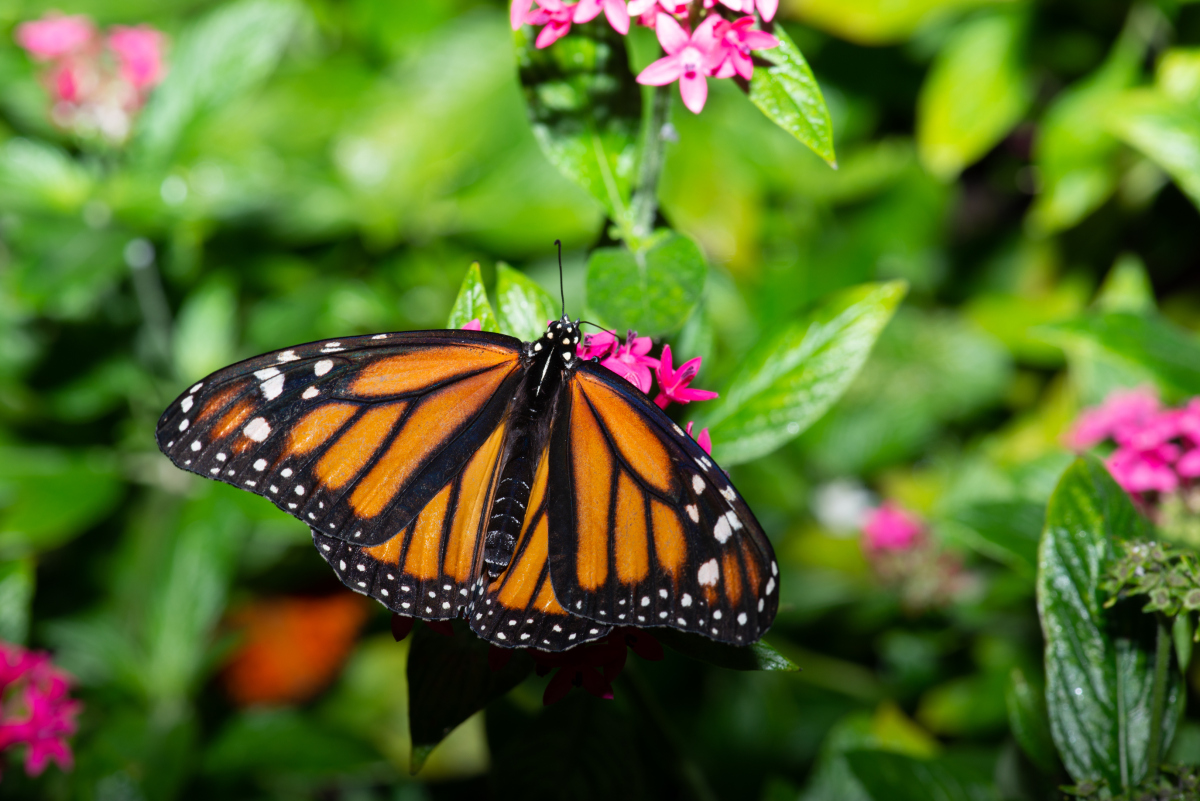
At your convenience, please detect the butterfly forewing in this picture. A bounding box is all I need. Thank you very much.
[155,331,524,546]
[468,444,612,650]
[546,366,779,646]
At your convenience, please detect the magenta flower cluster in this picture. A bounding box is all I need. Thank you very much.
[0,642,81,781]
[462,320,717,453]
[15,13,166,143]
[511,0,780,113]
[861,502,924,553]
[1067,387,1200,500]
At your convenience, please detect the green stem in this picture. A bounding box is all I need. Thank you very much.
[628,83,671,244]
[1146,613,1172,781]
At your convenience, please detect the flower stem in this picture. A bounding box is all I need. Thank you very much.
[1146,612,1172,781]
[628,83,671,245]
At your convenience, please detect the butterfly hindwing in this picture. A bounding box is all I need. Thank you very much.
[469,444,612,650]
[155,331,524,547]
[546,365,779,645]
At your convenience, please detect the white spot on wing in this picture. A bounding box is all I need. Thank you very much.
[737,612,747,625]
[253,459,267,471]
[277,350,299,362]
[314,360,334,376]
[372,334,388,340]
[260,374,285,400]
[190,382,203,393]
[698,559,719,586]
[713,516,732,544]
[254,368,281,380]
[244,417,271,442]
[178,419,189,432]
[686,504,699,523]
[181,396,193,413]
[302,386,319,399]
[681,594,692,607]
[692,475,706,494]
[281,468,293,478]
[720,486,736,502]
[766,577,776,594]
[190,441,202,452]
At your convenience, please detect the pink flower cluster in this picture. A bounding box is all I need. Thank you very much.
[511,0,780,113]
[1067,388,1200,500]
[859,503,978,612]
[861,502,924,552]
[0,642,81,781]
[462,320,717,454]
[14,13,166,143]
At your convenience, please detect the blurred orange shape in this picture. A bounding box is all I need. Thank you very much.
[222,595,370,707]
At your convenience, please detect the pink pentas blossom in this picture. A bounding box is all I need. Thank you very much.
[707,0,779,23]
[600,333,659,393]
[0,642,81,780]
[461,318,483,331]
[14,14,95,60]
[573,0,630,35]
[524,0,577,48]
[710,16,779,80]
[577,329,618,360]
[862,503,924,552]
[686,421,713,455]
[1066,387,1160,450]
[107,25,166,90]
[637,14,724,114]
[654,344,718,408]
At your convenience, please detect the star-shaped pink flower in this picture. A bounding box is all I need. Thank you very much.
[523,0,578,48]
[707,0,778,23]
[14,14,95,60]
[686,421,713,455]
[653,344,718,408]
[573,0,630,34]
[636,13,724,113]
[710,16,779,80]
[577,329,619,360]
[600,333,659,393]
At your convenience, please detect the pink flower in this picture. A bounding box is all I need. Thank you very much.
[461,318,483,331]
[573,0,630,34]
[1106,447,1181,495]
[14,14,95,60]
[710,16,779,80]
[1066,387,1160,450]
[0,642,81,779]
[708,0,779,23]
[654,344,718,409]
[525,0,578,48]
[511,0,533,29]
[578,329,618,360]
[636,14,724,114]
[862,503,924,552]
[107,26,166,90]
[686,421,713,455]
[600,333,659,393]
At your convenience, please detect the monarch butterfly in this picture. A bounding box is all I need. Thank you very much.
[156,306,778,652]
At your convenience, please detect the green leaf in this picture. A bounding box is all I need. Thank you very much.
[696,281,907,466]
[204,708,380,776]
[446,262,500,332]
[654,629,799,672]
[0,558,34,644]
[586,232,707,337]
[945,500,1043,575]
[1106,90,1200,212]
[134,0,308,166]
[788,0,1013,45]
[1005,666,1059,774]
[1096,254,1156,314]
[845,750,999,801]
[916,11,1030,180]
[0,446,123,558]
[1038,457,1183,789]
[172,276,239,385]
[1038,311,1200,399]
[495,263,559,342]
[406,621,533,774]
[0,138,93,215]
[1027,10,1149,233]
[1157,48,1200,105]
[1173,613,1194,674]
[748,24,836,167]
[514,20,641,221]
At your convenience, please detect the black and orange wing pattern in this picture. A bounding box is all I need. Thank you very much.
[546,365,778,645]
[155,330,524,550]
[467,445,612,650]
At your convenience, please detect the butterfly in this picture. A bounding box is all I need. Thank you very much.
[156,318,778,651]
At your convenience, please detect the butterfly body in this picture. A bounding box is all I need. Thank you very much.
[156,318,778,652]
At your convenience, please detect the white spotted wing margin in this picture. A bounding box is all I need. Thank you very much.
[154,330,524,547]
[545,362,779,646]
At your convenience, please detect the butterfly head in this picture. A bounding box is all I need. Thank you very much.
[536,314,581,368]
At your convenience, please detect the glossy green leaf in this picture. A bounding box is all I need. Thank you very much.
[1038,457,1183,789]
[135,0,308,165]
[788,0,1013,45]
[0,138,93,215]
[917,11,1030,180]
[1157,48,1200,105]
[696,281,907,466]
[946,500,1043,575]
[654,630,799,672]
[1038,311,1200,399]
[845,750,999,801]
[495,263,559,342]
[447,262,500,333]
[1106,90,1200,211]
[748,25,836,167]
[1095,254,1156,314]
[514,20,641,221]
[407,621,533,773]
[172,276,239,385]
[1027,10,1149,233]
[0,447,122,559]
[1005,666,1058,774]
[586,232,707,337]
[0,558,34,644]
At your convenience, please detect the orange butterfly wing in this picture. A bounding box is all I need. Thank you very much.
[467,444,612,650]
[155,331,524,548]
[546,365,779,645]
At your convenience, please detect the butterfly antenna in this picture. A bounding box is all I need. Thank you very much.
[555,239,566,318]
[578,320,608,332]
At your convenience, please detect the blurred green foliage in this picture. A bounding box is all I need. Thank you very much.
[1,0,1200,799]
